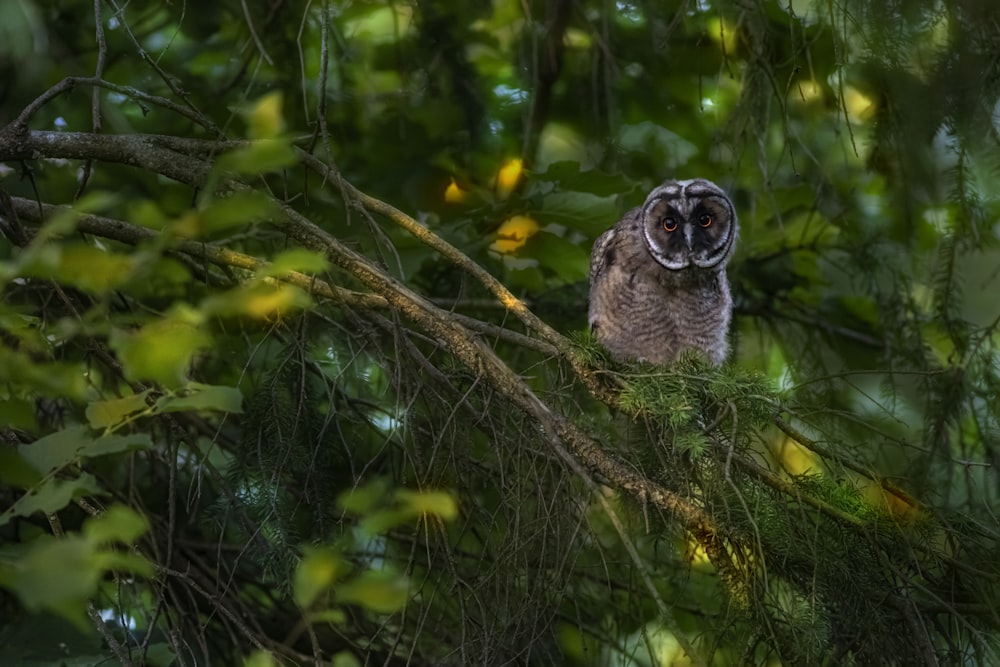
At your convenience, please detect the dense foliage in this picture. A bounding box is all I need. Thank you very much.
[2,0,1000,664]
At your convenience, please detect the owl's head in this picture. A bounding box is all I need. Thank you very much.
[640,178,738,271]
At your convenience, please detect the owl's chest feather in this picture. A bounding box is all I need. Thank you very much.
[590,257,731,365]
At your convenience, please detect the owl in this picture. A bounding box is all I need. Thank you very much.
[588,178,738,366]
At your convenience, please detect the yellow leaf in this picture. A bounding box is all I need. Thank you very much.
[790,79,824,104]
[843,86,875,121]
[242,284,311,319]
[490,215,539,254]
[110,319,211,389]
[23,245,136,294]
[336,570,408,614]
[773,435,819,476]
[202,284,312,320]
[495,158,523,198]
[86,391,152,429]
[294,547,345,609]
[444,178,469,204]
[243,650,279,667]
[245,91,286,140]
[707,16,739,54]
[170,211,202,238]
[395,489,458,521]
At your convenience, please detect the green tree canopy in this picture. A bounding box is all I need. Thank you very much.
[2,0,1000,664]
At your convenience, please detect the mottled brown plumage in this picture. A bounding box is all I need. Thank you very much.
[588,178,738,365]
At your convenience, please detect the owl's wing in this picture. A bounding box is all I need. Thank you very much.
[589,207,640,283]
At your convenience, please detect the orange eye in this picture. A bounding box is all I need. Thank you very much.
[699,213,713,228]
[661,216,678,232]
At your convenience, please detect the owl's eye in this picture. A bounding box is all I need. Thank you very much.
[699,213,713,228]
[661,216,678,232]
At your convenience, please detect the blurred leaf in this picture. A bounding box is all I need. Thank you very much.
[201,283,312,320]
[534,191,617,236]
[534,161,635,197]
[525,231,590,283]
[20,245,136,294]
[336,570,408,613]
[0,396,37,431]
[358,508,412,535]
[311,608,348,624]
[394,489,458,521]
[491,214,540,253]
[18,426,89,474]
[0,536,99,626]
[83,505,149,545]
[243,650,280,667]
[0,615,105,665]
[444,178,470,203]
[294,547,346,609]
[332,651,363,667]
[216,140,298,176]
[338,479,391,514]
[0,510,151,627]
[86,390,152,429]
[258,248,331,277]
[0,449,43,489]
[0,474,103,527]
[156,383,244,414]
[0,349,88,399]
[110,318,212,389]
[172,192,280,238]
[80,432,153,458]
[244,91,286,140]
[618,121,699,168]
[495,158,523,198]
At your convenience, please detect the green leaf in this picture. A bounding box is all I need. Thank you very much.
[358,508,412,535]
[79,432,153,458]
[157,383,244,414]
[243,91,287,140]
[0,474,103,527]
[200,283,312,320]
[110,318,212,388]
[243,650,280,667]
[338,478,391,514]
[618,121,699,168]
[336,570,408,613]
[51,246,136,294]
[18,427,152,477]
[175,191,280,238]
[533,161,635,197]
[258,248,331,277]
[394,489,458,521]
[216,140,298,176]
[144,643,177,667]
[0,509,151,626]
[311,609,348,624]
[524,231,590,283]
[332,651,363,667]
[0,535,101,625]
[0,449,43,488]
[0,396,38,432]
[534,191,618,236]
[0,348,88,400]
[18,426,89,474]
[18,243,137,294]
[83,505,149,545]
[86,390,152,429]
[294,547,346,609]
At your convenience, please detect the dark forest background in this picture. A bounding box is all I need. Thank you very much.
[2,0,1000,664]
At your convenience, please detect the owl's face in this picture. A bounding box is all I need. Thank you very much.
[640,179,738,271]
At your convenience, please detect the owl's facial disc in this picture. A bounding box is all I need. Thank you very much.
[641,179,738,271]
